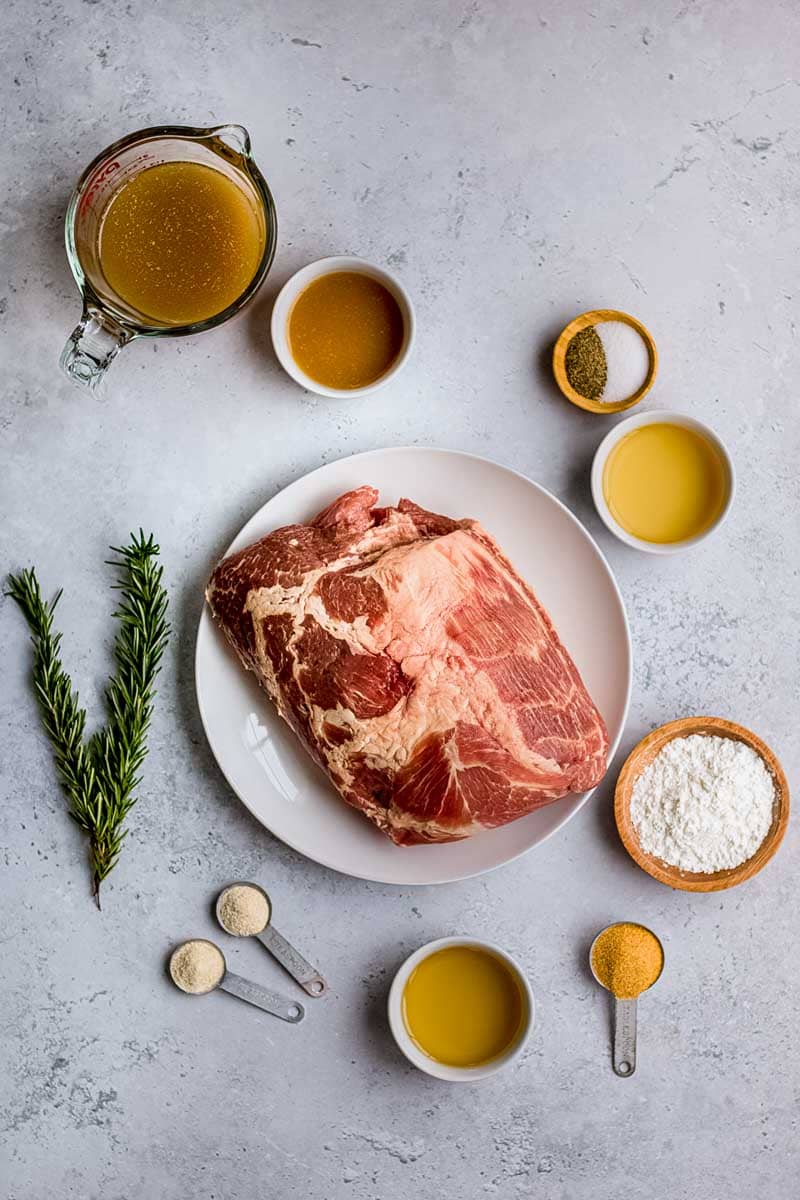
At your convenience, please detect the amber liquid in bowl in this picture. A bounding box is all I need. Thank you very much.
[288,271,405,389]
[602,423,728,544]
[96,161,266,326]
[402,945,525,1068]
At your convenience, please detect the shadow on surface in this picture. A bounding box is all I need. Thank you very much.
[358,945,418,1074]
[40,196,75,283]
[532,324,565,403]
[243,272,288,380]
[586,742,641,868]
[172,518,282,852]
[560,445,597,524]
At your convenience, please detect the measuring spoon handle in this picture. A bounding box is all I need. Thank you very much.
[613,997,637,1076]
[219,971,305,1023]
[257,925,328,997]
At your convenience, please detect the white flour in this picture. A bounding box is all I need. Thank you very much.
[630,734,775,872]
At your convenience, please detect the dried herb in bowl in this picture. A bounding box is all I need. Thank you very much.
[564,326,607,400]
[7,532,169,906]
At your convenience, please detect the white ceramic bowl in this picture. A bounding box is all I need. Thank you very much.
[387,936,534,1081]
[270,255,415,397]
[590,409,736,555]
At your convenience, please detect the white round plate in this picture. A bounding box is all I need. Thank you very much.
[195,447,631,885]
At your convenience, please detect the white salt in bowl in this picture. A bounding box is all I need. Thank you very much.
[590,409,736,555]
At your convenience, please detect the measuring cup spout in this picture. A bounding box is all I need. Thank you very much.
[60,304,134,390]
[211,124,252,161]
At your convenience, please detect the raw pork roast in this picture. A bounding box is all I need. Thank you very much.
[206,487,608,844]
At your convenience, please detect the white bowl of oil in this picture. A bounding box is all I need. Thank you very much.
[387,936,534,1082]
[591,410,736,555]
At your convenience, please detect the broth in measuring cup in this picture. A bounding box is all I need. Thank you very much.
[92,160,265,327]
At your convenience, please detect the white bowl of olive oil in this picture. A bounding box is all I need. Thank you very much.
[591,410,736,554]
[387,936,534,1081]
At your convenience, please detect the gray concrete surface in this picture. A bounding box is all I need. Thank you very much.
[2,1,798,1196]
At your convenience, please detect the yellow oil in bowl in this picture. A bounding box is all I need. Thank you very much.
[401,944,526,1068]
[602,422,728,544]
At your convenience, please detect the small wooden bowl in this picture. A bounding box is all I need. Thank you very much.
[552,309,658,414]
[615,717,789,892]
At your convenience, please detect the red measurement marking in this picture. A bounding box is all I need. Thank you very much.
[76,151,157,218]
[78,159,121,216]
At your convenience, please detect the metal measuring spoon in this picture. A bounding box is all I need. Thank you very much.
[589,923,664,1077]
[215,882,327,998]
[169,938,304,1023]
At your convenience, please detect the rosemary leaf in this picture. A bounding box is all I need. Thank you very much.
[8,532,170,906]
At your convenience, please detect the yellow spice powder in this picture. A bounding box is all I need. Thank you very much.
[170,940,225,994]
[591,923,663,1000]
[218,884,270,936]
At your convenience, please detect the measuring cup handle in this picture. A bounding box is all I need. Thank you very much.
[60,305,133,390]
[257,925,327,997]
[613,998,637,1077]
[219,971,304,1023]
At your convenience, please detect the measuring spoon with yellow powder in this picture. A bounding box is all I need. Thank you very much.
[216,882,327,997]
[169,939,304,1023]
[590,922,664,1077]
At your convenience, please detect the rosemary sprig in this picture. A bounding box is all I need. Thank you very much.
[7,533,169,907]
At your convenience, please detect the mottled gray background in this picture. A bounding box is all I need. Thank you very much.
[2,1,798,1197]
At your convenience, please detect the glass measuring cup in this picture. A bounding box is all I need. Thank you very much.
[61,123,277,389]
[215,882,328,998]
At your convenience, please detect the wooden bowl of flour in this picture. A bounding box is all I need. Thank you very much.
[615,716,789,892]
